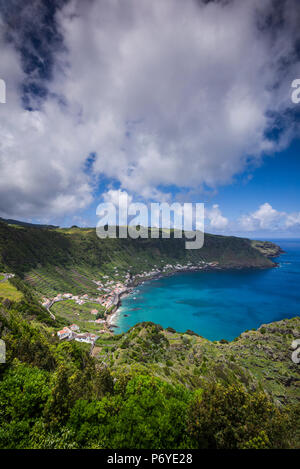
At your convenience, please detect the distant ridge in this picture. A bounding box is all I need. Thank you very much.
[0,218,279,280]
[0,217,59,230]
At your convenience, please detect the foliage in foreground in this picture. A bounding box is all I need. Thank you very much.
[0,302,299,449]
[0,359,297,449]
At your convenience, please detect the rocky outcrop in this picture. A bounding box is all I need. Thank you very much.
[251,240,284,258]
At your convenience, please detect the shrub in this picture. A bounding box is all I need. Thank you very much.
[187,382,292,449]
[182,336,191,346]
[68,375,190,449]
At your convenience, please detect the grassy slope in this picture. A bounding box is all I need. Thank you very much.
[0,292,298,407]
[0,299,298,449]
[96,318,300,406]
[51,300,105,332]
[0,280,23,301]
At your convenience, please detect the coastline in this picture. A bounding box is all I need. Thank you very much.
[106,288,133,330]
[105,260,280,330]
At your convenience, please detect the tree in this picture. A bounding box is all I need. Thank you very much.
[0,360,50,448]
[68,374,191,449]
[187,382,292,449]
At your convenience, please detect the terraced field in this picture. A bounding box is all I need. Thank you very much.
[24,266,104,297]
[51,299,106,333]
[92,333,121,359]
[24,263,130,299]
[0,280,23,301]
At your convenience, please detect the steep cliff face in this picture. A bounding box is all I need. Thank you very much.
[0,221,278,276]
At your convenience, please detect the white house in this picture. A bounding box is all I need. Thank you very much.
[57,327,72,340]
[74,333,98,344]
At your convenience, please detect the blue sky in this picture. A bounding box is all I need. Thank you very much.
[206,138,300,232]
[65,137,300,238]
[68,136,300,236]
[0,0,300,238]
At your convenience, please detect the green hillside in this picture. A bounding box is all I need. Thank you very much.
[0,220,298,449]
[0,221,276,299]
[0,299,299,449]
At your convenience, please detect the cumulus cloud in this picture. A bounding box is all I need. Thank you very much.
[285,212,300,228]
[238,202,300,232]
[0,6,93,219]
[102,189,133,211]
[0,0,299,220]
[239,203,283,231]
[206,204,228,230]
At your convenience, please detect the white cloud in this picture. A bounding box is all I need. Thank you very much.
[102,189,133,211]
[285,212,300,228]
[206,202,300,234]
[239,203,284,231]
[238,202,300,233]
[96,193,300,234]
[206,204,228,230]
[0,0,299,219]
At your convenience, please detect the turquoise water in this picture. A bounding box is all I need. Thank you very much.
[115,239,300,341]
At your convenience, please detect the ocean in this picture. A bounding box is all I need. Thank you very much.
[115,239,300,341]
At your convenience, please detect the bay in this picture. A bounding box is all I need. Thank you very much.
[115,239,300,341]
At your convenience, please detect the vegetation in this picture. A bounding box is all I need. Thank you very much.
[0,298,299,449]
[0,280,23,302]
[0,221,275,297]
[51,300,105,333]
[0,220,298,449]
[187,382,294,449]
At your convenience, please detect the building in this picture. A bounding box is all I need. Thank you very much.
[57,327,72,340]
[74,332,98,344]
[70,324,80,332]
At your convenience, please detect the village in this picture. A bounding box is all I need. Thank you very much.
[40,260,220,344]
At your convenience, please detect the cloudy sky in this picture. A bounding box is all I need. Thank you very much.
[0,0,300,237]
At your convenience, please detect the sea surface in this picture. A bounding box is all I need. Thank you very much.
[115,239,300,341]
